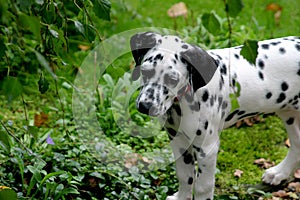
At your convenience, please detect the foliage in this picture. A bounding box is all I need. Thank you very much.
[0,0,299,199]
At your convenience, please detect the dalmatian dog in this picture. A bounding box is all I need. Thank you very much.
[130,32,300,200]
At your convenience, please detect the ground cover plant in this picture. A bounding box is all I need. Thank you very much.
[1,0,300,199]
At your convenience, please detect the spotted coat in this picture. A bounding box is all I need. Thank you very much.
[130,32,300,200]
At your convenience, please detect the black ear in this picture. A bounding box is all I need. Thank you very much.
[180,45,218,91]
[130,32,159,81]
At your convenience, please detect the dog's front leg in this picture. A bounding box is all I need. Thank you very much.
[167,133,194,200]
[193,135,220,200]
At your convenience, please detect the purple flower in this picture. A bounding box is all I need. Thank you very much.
[46,134,55,145]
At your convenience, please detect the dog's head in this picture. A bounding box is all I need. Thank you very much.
[130,32,218,116]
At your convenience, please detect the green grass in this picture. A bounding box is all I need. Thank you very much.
[105,0,300,39]
[216,115,288,197]
[1,0,300,199]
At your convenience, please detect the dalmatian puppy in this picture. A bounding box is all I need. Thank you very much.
[130,32,300,200]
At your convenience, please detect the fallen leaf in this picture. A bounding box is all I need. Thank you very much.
[272,190,288,198]
[167,2,188,18]
[236,115,263,128]
[34,112,48,127]
[254,158,275,169]
[233,169,244,178]
[124,153,140,168]
[266,3,282,12]
[285,138,290,148]
[78,44,90,51]
[294,169,300,179]
[265,3,283,26]
[288,182,300,192]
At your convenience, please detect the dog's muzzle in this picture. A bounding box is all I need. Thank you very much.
[136,101,159,116]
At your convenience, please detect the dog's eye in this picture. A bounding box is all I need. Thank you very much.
[141,68,155,81]
[164,73,179,86]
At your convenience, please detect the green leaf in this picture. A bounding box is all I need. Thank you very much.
[0,37,7,58]
[230,81,241,112]
[74,21,84,35]
[34,50,57,79]
[201,12,221,35]
[240,40,259,65]
[49,29,59,38]
[18,13,41,41]
[230,94,239,112]
[0,128,12,153]
[0,187,17,200]
[226,0,244,18]
[2,77,23,103]
[92,0,111,21]
[38,74,50,94]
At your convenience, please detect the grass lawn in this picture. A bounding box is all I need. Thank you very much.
[1,0,300,199]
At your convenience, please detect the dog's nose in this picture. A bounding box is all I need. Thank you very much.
[137,101,157,116]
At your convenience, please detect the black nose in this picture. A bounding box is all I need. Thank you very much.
[137,101,157,116]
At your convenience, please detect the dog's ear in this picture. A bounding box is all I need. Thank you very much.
[130,32,159,81]
[180,45,218,92]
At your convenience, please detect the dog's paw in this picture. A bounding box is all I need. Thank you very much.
[262,166,289,185]
[166,192,192,200]
[166,192,178,200]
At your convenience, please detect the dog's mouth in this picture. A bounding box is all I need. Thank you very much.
[136,101,161,117]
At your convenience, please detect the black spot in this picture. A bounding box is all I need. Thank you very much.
[183,152,193,164]
[153,61,157,67]
[190,102,201,111]
[271,41,281,46]
[175,38,179,42]
[266,92,272,99]
[218,96,223,105]
[166,127,177,137]
[198,167,202,174]
[196,129,202,135]
[293,100,299,105]
[225,109,239,121]
[219,76,224,90]
[220,64,227,75]
[146,88,155,100]
[258,71,264,80]
[182,44,189,49]
[154,54,163,61]
[279,47,286,54]
[172,104,182,116]
[204,121,209,130]
[296,44,300,51]
[144,56,153,63]
[172,59,177,64]
[237,112,259,120]
[261,44,269,49]
[158,39,162,44]
[163,86,168,95]
[297,69,300,76]
[193,145,206,157]
[258,59,265,69]
[221,111,226,119]
[216,55,223,60]
[202,90,209,102]
[281,82,289,91]
[234,54,240,59]
[188,177,193,185]
[276,93,286,103]
[238,110,246,115]
[175,54,178,60]
[286,117,295,125]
